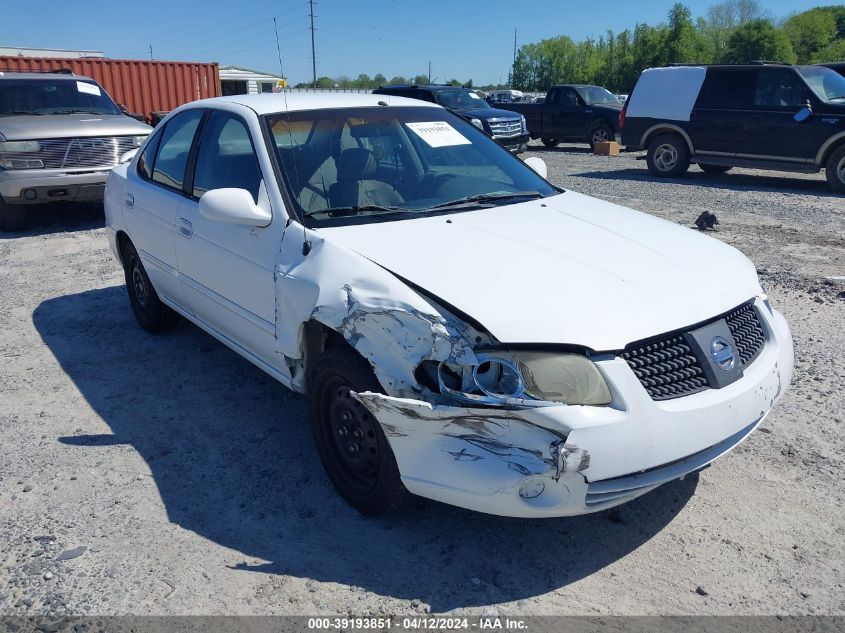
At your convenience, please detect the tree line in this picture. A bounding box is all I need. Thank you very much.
[513,1,845,92]
[291,1,844,93]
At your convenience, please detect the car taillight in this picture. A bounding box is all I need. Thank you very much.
[619,107,626,129]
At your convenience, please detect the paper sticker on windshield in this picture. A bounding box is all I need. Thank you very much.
[405,121,471,148]
[76,81,101,96]
[468,92,482,99]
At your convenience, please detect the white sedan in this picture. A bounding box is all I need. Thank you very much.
[104,93,793,517]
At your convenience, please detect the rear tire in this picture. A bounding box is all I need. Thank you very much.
[646,133,690,177]
[699,163,732,175]
[121,240,179,332]
[589,124,613,150]
[541,137,559,148]
[825,145,845,193]
[0,197,27,232]
[308,347,408,515]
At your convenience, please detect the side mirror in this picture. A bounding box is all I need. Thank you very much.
[524,156,548,179]
[794,106,812,123]
[198,188,271,227]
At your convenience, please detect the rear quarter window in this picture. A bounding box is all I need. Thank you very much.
[695,69,754,110]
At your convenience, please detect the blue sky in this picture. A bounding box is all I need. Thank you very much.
[1,0,825,85]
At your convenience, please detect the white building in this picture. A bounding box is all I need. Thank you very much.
[219,65,286,96]
[0,46,104,59]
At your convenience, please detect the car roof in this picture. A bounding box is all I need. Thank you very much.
[0,71,95,81]
[375,85,469,92]
[181,92,442,115]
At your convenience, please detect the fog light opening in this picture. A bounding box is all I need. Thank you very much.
[23,189,37,201]
[518,478,545,500]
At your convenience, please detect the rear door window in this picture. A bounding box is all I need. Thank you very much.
[151,109,204,192]
[695,69,754,110]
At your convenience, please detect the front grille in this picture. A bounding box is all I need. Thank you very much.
[489,119,523,138]
[622,334,709,400]
[2,136,138,169]
[726,303,765,366]
[622,302,766,401]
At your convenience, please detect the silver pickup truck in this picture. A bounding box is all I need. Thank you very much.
[0,70,151,231]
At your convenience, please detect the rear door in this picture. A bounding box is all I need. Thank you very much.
[744,67,822,161]
[542,87,583,138]
[689,68,754,155]
[122,109,204,309]
[175,108,282,366]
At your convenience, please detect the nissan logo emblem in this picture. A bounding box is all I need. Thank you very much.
[710,336,735,371]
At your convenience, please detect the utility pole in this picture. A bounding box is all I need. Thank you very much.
[428,61,431,84]
[511,28,517,87]
[309,0,317,89]
[149,44,153,61]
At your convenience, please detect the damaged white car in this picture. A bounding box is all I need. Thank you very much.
[104,93,793,517]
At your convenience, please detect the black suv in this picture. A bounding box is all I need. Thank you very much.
[621,63,845,192]
[372,85,529,153]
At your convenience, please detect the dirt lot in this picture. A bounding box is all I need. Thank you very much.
[1,142,843,617]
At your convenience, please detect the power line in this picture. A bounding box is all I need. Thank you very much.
[309,0,317,88]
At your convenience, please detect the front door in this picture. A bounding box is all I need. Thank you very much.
[743,67,821,162]
[174,109,282,368]
[543,87,584,138]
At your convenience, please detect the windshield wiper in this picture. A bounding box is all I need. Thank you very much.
[429,190,543,210]
[309,204,409,218]
[0,111,44,116]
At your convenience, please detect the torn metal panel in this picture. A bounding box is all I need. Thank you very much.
[274,224,479,395]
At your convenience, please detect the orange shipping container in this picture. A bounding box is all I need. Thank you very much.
[0,56,221,122]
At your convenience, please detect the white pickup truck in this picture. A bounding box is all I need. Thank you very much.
[104,92,793,518]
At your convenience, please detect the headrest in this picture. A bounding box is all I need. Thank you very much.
[338,148,377,181]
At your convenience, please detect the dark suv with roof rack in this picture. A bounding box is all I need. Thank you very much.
[372,85,529,153]
[621,63,845,192]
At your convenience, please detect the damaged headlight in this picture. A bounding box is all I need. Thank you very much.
[419,351,612,406]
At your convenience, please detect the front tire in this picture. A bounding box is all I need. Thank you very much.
[646,133,690,177]
[826,145,845,193]
[309,347,408,515]
[699,163,732,175]
[541,137,560,148]
[0,197,27,232]
[122,240,178,332]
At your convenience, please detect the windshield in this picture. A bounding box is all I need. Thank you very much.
[797,66,845,102]
[576,86,620,105]
[433,89,490,111]
[0,78,121,116]
[265,106,558,226]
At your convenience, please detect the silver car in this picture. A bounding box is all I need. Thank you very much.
[0,71,151,231]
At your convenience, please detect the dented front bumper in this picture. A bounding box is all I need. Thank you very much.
[357,303,793,518]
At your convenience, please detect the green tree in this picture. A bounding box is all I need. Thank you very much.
[387,76,407,85]
[315,76,334,89]
[373,73,387,87]
[665,3,705,63]
[724,19,796,63]
[783,7,844,63]
[413,74,429,86]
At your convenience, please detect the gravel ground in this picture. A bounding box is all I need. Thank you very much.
[0,141,843,617]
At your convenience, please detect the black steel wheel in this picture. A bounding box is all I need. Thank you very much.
[826,145,845,193]
[122,240,178,332]
[309,347,408,515]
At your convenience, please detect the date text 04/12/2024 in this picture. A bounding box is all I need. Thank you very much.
[306,616,529,630]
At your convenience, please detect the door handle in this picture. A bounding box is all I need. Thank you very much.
[177,218,193,239]
[125,193,134,208]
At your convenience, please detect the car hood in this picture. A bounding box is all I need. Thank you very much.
[456,106,521,120]
[319,191,761,350]
[0,114,151,141]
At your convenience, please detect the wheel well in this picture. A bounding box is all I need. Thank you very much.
[820,139,845,167]
[642,127,693,154]
[115,230,132,266]
[300,320,359,392]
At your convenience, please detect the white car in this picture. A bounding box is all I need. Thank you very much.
[104,93,793,518]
